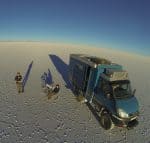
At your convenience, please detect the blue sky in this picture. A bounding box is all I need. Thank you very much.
[0,0,150,56]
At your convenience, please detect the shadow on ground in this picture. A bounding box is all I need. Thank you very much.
[41,69,53,86]
[22,61,33,90]
[45,69,53,84]
[49,54,71,88]
[49,54,102,126]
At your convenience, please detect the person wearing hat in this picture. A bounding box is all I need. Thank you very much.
[15,72,23,93]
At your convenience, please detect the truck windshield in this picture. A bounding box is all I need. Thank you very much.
[111,80,132,99]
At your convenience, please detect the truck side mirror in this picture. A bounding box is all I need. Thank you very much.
[133,89,136,95]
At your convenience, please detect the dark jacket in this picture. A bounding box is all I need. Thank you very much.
[15,75,22,82]
[53,86,60,94]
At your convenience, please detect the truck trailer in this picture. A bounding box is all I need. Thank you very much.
[69,54,139,130]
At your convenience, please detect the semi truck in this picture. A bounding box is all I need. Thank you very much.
[69,54,139,130]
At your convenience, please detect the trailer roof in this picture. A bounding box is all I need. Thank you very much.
[70,54,112,68]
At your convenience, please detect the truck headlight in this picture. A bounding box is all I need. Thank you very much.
[118,109,129,118]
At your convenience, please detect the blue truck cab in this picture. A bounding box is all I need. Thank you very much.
[69,54,139,130]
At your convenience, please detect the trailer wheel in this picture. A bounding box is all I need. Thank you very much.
[100,111,114,130]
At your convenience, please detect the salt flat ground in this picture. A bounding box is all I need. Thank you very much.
[0,42,150,143]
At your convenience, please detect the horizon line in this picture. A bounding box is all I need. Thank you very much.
[0,40,149,58]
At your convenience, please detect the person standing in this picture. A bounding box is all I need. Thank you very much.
[41,73,46,88]
[15,72,23,93]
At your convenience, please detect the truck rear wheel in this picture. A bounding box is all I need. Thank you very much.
[100,111,114,130]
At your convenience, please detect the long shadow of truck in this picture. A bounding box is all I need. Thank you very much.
[49,54,71,88]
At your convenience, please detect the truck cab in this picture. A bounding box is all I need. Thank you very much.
[92,69,139,129]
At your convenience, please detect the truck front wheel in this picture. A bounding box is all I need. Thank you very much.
[100,111,114,130]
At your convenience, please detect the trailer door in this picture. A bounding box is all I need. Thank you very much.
[85,68,97,102]
[83,66,91,93]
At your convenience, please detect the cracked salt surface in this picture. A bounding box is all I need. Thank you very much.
[0,42,150,143]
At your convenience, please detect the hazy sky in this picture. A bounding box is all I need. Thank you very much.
[0,0,149,56]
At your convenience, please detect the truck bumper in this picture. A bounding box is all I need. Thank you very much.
[111,115,138,129]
